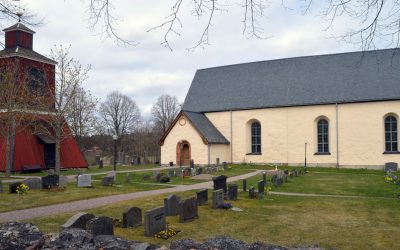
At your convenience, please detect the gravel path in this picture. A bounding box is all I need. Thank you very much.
[0,170,263,223]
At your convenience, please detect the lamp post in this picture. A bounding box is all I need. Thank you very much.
[113,135,118,171]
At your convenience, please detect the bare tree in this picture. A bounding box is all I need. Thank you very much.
[0,60,42,176]
[67,87,98,148]
[34,45,90,174]
[99,91,141,138]
[151,94,180,134]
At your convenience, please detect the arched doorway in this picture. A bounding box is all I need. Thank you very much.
[176,140,191,166]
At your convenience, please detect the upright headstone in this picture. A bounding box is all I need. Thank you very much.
[61,212,95,230]
[95,155,101,166]
[212,175,227,193]
[249,187,256,198]
[258,180,265,195]
[0,180,2,193]
[262,172,267,183]
[156,173,161,182]
[59,176,68,187]
[99,160,104,168]
[385,162,398,172]
[212,189,224,209]
[190,159,194,168]
[125,173,132,184]
[178,197,199,223]
[42,175,60,189]
[9,182,23,194]
[242,179,247,192]
[228,184,238,200]
[87,216,114,236]
[107,171,117,181]
[77,174,92,187]
[168,170,174,178]
[216,158,220,166]
[23,178,42,190]
[222,162,227,171]
[164,194,180,216]
[196,189,208,205]
[101,176,115,186]
[144,207,166,237]
[122,207,142,228]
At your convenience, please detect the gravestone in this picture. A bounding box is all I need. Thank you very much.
[61,212,95,230]
[144,206,166,237]
[164,194,180,216]
[77,174,92,187]
[87,216,114,236]
[196,189,208,205]
[59,176,68,187]
[125,173,132,183]
[228,184,238,200]
[273,177,283,187]
[156,173,161,182]
[212,189,224,209]
[42,174,59,189]
[262,172,267,183]
[222,162,227,171]
[143,175,150,180]
[122,207,142,228]
[249,187,256,198]
[212,175,227,193]
[258,180,265,195]
[294,169,298,177]
[107,171,116,181]
[385,162,398,172]
[23,178,42,190]
[99,159,104,168]
[190,159,194,168]
[95,155,101,166]
[198,167,203,175]
[168,170,174,178]
[169,161,174,167]
[9,182,23,194]
[190,168,196,177]
[0,180,2,193]
[242,179,247,192]
[178,197,199,223]
[101,176,115,186]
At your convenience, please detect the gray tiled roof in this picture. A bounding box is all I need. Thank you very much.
[183,49,400,113]
[0,46,56,65]
[3,23,35,34]
[184,111,230,144]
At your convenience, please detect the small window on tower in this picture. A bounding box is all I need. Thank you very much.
[27,68,45,95]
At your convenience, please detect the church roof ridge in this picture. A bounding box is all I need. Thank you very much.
[3,22,35,34]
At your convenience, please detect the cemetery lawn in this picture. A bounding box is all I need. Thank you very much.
[242,167,399,198]
[0,181,172,213]
[29,189,400,250]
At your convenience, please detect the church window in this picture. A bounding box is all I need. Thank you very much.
[317,119,329,153]
[385,115,398,152]
[251,122,261,154]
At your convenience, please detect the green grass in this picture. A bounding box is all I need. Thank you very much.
[29,189,400,250]
[0,180,171,213]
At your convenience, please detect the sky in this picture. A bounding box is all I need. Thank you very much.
[10,0,363,117]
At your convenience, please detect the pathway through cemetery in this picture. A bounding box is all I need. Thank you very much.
[0,170,263,223]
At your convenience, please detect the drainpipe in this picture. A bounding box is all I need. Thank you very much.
[230,110,233,164]
[208,144,211,166]
[336,103,339,168]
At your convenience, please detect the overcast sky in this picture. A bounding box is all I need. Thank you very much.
[15,0,362,117]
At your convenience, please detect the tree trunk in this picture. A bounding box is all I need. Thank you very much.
[10,116,16,173]
[5,128,12,177]
[55,132,61,175]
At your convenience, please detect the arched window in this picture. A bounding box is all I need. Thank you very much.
[251,122,261,154]
[317,119,329,153]
[385,116,398,152]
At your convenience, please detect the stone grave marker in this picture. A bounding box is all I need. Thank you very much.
[101,176,115,186]
[262,172,267,183]
[249,186,256,198]
[87,216,114,236]
[61,212,95,230]
[164,194,180,216]
[59,176,68,187]
[178,197,199,223]
[9,182,23,194]
[77,174,92,187]
[190,159,194,168]
[125,173,132,183]
[155,173,161,182]
[385,162,398,172]
[190,168,196,176]
[212,189,224,209]
[228,184,238,200]
[107,171,117,181]
[196,189,208,205]
[242,179,247,192]
[212,175,227,193]
[223,162,227,171]
[143,175,150,180]
[122,207,142,228]
[273,177,283,187]
[42,174,59,189]
[99,160,104,168]
[144,206,166,237]
[0,180,2,193]
[23,178,42,190]
[168,170,174,178]
[294,169,298,177]
[258,180,265,195]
